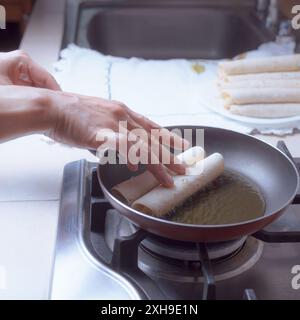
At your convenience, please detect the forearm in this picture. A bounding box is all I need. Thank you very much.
[0,84,187,186]
[0,85,56,142]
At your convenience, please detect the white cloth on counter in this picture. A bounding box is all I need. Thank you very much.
[54,43,299,135]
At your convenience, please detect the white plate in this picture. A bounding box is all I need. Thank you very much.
[200,81,300,130]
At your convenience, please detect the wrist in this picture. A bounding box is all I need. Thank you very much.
[33,89,59,134]
[0,86,59,141]
[43,90,82,141]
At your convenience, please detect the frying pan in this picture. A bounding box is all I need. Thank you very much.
[97,126,299,242]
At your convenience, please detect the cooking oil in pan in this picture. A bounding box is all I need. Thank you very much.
[169,170,265,225]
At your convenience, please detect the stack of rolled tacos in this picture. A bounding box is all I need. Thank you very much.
[111,146,224,217]
[218,55,300,118]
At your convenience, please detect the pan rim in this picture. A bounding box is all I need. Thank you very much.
[97,125,300,229]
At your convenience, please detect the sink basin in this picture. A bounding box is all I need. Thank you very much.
[72,2,274,59]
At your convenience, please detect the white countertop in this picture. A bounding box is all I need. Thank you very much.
[1,0,300,300]
[0,0,69,299]
[0,135,96,299]
[0,200,58,299]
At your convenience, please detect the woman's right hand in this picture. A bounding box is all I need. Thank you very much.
[0,84,188,186]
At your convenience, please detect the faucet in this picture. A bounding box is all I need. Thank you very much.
[266,0,279,33]
[256,0,270,21]
[256,0,279,33]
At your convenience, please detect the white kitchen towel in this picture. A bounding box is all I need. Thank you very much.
[54,43,299,135]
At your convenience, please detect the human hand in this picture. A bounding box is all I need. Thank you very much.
[0,50,60,90]
[46,91,189,187]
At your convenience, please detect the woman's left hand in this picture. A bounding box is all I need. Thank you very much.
[0,50,60,90]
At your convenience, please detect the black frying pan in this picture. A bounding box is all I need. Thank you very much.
[97,126,299,242]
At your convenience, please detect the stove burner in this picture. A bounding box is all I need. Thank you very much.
[140,234,247,261]
[139,236,263,283]
[104,209,263,283]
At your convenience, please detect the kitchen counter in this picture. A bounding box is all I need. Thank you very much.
[0,135,97,299]
[0,0,68,299]
[1,0,300,299]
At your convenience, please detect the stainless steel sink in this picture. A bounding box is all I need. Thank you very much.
[67,0,274,59]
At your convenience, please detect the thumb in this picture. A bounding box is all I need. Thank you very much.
[15,62,34,86]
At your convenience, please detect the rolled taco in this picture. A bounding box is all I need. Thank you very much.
[219,55,300,76]
[132,153,224,217]
[219,79,300,90]
[111,146,205,205]
[228,103,300,118]
[222,71,300,83]
[222,88,300,108]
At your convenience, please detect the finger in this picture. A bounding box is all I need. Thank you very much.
[28,61,61,90]
[94,129,138,172]
[137,140,174,188]
[126,130,175,187]
[126,118,186,175]
[147,163,174,188]
[149,134,186,175]
[16,62,34,86]
[17,59,61,90]
[94,127,174,187]
[0,75,12,85]
[124,106,189,150]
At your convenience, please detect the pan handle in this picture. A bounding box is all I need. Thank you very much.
[253,141,300,242]
[277,141,298,168]
[253,229,300,243]
[276,140,300,204]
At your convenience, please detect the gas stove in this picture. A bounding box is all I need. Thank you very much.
[50,142,300,300]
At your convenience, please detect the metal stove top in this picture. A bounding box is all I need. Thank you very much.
[50,142,300,300]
